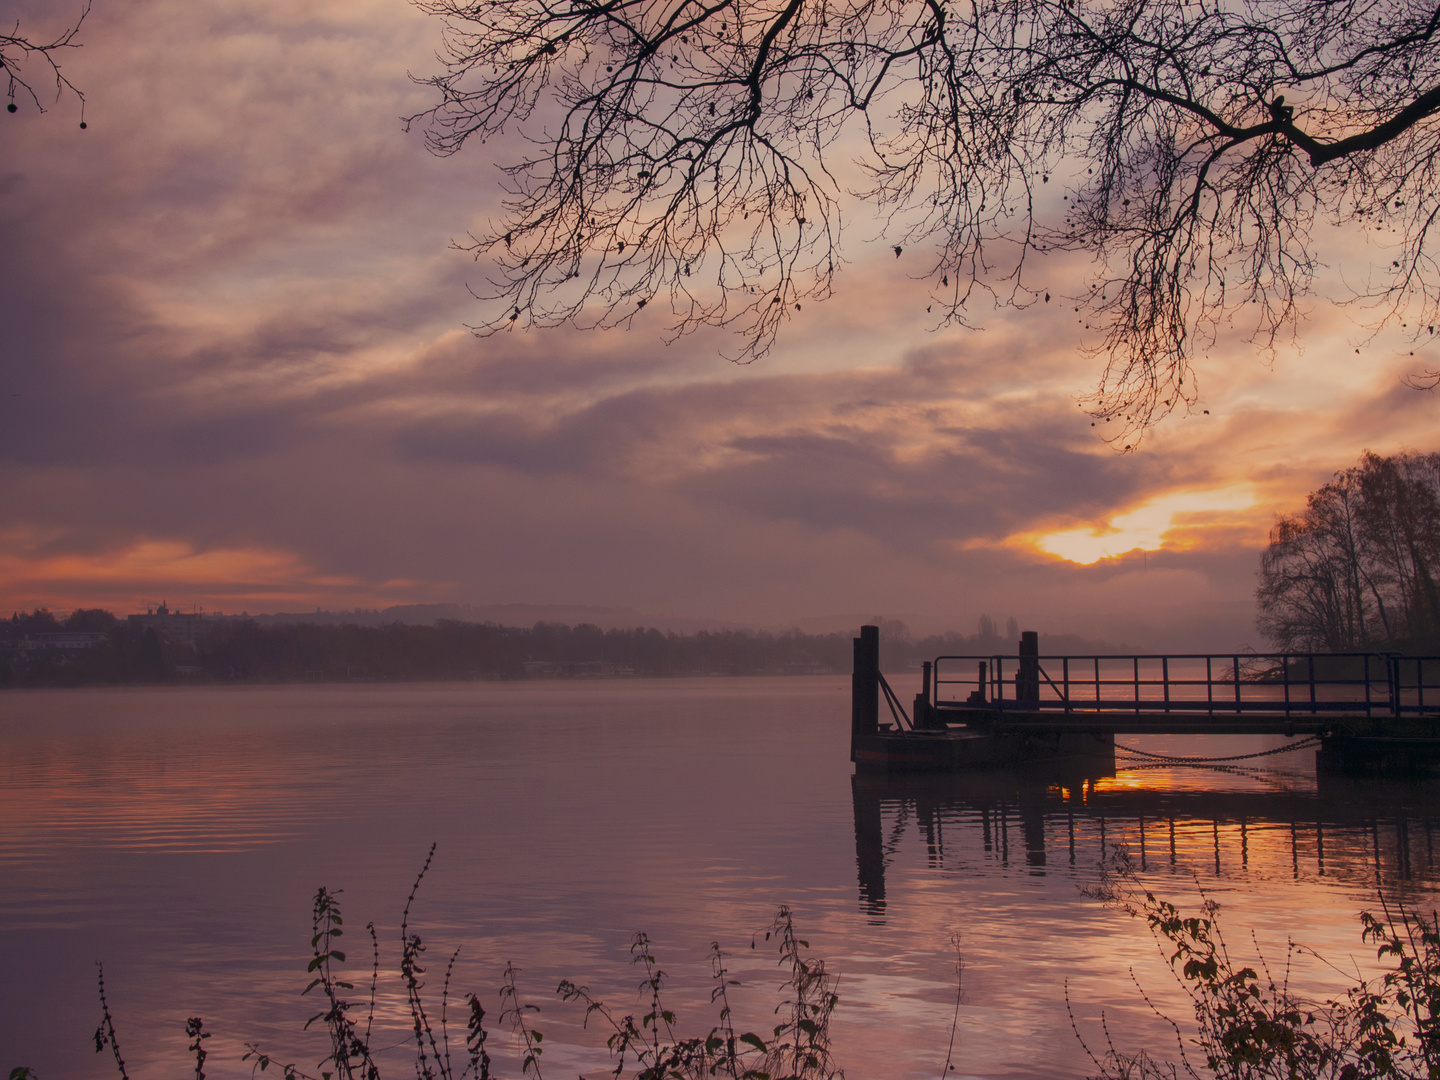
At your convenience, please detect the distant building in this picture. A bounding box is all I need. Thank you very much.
[778,659,833,675]
[1,631,108,656]
[127,601,203,646]
[522,660,619,677]
[33,632,109,650]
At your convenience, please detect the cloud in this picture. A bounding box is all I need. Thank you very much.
[0,0,1436,650]
[0,531,372,612]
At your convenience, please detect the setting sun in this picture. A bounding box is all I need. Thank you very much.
[1027,485,1259,564]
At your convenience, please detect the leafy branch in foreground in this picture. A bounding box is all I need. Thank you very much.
[559,905,841,1080]
[297,882,380,1079]
[1079,854,1440,1079]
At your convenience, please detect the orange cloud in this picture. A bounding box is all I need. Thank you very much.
[0,535,422,614]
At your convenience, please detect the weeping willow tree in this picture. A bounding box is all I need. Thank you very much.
[410,0,1440,446]
[1257,450,1440,651]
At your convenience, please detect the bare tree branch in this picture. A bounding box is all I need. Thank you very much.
[2,1,89,121]
[409,0,1440,443]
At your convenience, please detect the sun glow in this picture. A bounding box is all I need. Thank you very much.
[1026,485,1258,564]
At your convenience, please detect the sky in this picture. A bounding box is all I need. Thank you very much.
[3,0,1439,650]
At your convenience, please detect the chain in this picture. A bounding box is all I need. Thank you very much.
[1113,735,1323,765]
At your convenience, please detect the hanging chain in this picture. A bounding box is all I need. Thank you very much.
[1113,735,1324,765]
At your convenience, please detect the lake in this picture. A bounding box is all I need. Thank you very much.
[2,677,1436,1079]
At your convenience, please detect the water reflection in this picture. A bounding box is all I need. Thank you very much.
[853,767,1440,918]
[5,682,1438,1080]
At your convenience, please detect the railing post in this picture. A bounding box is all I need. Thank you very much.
[1282,653,1291,717]
[1368,654,1375,717]
[851,625,880,761]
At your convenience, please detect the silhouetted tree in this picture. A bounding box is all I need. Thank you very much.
[2,2,88,119]
[64,607,117,632]
[1356,451,1440,642]
[411,0,1440,443]
[1258,450,1440,651]
[1257,472,1373,651]
[139,627,166,676]
[7,608,60,636]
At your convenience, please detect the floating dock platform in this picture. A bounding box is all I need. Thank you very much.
[849,625,1440,776]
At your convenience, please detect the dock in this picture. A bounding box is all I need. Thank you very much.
[849,625,1440,775]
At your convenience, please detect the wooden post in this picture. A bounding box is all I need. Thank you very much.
[910,665,933,731]
[1018,630,1040,707]
[913,659,933,729]
[851,624,880,760]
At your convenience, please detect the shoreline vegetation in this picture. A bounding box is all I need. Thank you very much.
[1083,857,1440,1080]
[0,609,1117,688]
[8,850,1438,1080]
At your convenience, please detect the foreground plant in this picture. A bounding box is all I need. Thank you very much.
[559,908,841,1080]
[1080,856,1440,1079]
[72,846,842,1080]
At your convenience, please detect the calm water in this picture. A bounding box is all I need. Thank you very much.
[2,678,1437,1079]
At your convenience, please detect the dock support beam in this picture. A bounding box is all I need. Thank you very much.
[851,625,880,762]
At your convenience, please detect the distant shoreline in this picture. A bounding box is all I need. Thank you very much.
[1,611,1120,689]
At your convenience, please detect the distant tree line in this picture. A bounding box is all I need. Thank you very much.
[1258,451,1440,653]
[0,610,1110,687]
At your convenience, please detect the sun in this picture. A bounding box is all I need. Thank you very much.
[1024,485,1258,564]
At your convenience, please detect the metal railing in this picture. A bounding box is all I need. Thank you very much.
[1390,655,1440,715]
[930,652,1440,718]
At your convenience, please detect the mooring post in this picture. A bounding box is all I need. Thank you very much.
[914,660,933,729]
[851,624,880,761]
[1018,630,1040,708]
